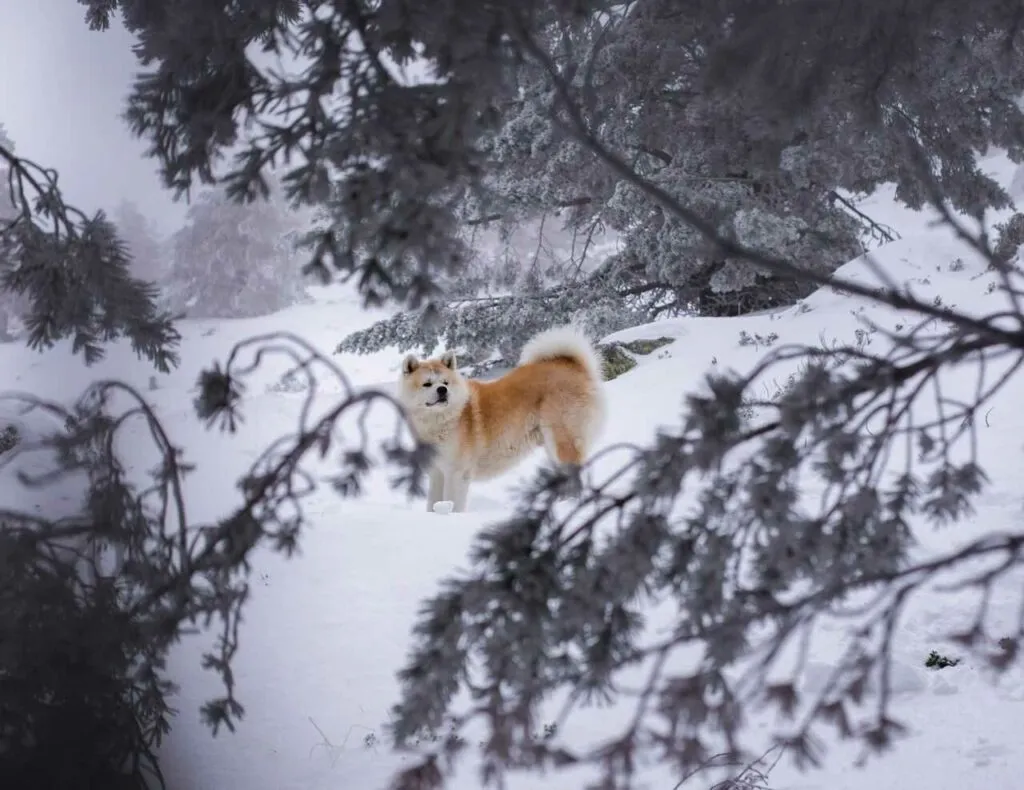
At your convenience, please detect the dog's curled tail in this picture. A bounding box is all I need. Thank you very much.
[518,325,605,385]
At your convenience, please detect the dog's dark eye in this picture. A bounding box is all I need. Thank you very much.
[422,382,431,388]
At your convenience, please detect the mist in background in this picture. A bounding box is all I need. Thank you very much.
[0,1,184,232]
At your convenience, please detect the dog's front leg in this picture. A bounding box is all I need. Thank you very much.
[445,469,471,513]
[426,466,445,512]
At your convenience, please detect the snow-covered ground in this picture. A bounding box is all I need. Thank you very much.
[4,154,1024,790]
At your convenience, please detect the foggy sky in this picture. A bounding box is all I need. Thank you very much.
[2,2,436,238]
[1,1,185,232]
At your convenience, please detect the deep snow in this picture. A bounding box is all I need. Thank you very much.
[3,154,1024,790]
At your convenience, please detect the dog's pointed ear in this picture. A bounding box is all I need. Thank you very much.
[402,354,420,375]
[439,350,457,370]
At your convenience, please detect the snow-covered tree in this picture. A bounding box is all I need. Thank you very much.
[165,182,310,318]
[113,199,166,286]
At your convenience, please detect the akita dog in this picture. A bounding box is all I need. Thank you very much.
[397,325,606,513]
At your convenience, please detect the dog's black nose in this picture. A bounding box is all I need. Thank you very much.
[436,385,448,398]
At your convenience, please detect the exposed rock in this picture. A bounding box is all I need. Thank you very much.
[619,337,673,356]
[598,343,638,381]
[598,336,673,380]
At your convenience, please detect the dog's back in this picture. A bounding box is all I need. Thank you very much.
[458,326,605,478]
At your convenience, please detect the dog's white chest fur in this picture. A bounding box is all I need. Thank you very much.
[403,407,472,510]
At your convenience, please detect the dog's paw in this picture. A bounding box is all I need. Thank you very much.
[558,465,584,499]
[432,501,455,515]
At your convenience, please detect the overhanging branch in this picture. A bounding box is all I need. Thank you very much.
[514,27,1024,351]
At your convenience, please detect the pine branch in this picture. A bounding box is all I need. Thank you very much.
[0,144,181,370]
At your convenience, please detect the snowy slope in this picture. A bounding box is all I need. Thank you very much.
[3,156,1024,790]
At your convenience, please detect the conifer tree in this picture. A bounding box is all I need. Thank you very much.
[164,181,310,318]
[114,199,166,286]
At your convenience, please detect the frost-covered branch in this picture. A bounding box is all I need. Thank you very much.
[336,254,681,366]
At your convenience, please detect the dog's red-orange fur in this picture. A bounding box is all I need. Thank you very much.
[397,326,606,512]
